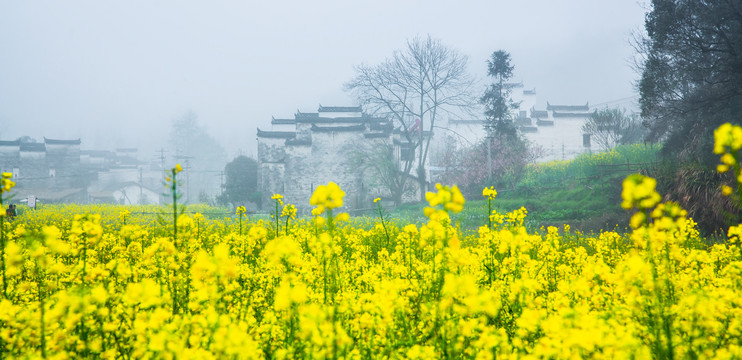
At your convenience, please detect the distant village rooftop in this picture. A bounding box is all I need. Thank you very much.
[546,102,590,112]
[318,105,362,113]
[44,137,82,145]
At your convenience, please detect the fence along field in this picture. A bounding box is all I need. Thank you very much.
[0,125,741,358]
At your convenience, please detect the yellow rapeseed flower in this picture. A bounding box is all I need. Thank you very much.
[281,204,297,219]
[1,172,15,193]
[310,182,345,211]
[482,186,497,200]
[621,174,661,210]
[336,212,350,222]
[426,183,465,214]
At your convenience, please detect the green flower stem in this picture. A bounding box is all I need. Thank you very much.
[376,202,391,247]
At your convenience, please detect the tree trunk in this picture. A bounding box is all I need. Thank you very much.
[417,166,426,202]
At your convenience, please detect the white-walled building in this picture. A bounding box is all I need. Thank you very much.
[442,84,599,162]
[257,105,429,210]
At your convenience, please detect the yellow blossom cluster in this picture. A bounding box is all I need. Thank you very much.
[714,122,742,156]
[281,204,297,219]
[621,174,662,211]
[309,182,344,215]
[714,123,742,200]
[425,183,465,213]
[482,186,497,200]
[1,172,14,194]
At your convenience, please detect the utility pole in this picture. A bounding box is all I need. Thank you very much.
[175,155,195,204]
[139,167,143,205]
[185,159,190,204]
[487,136,492,185]
[159,148,166,169]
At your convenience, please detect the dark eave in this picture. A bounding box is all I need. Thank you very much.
[295,111,319,119]
[0,140,20,146]
[44,137,82,145]
[295,116,361,124]
[271,117,296,125]
[546,102,590,111]
[537,119,554,126]
[257,129,296,139]
[318,105,363,113]
[295,116,388,124]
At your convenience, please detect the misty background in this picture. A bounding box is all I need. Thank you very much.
[0,0,645,159]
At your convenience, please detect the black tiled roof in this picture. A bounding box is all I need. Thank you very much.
[271,118,296,125]
[294,116,359,124]
[257,129,297,138]
[295,111,319,119]
[294,116,388,124]
[318,105,362,113]
[44,138,82,145]
[536,119,554,126]
[546,102,589,111]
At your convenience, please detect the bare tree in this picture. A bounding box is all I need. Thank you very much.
[348,141,416,205]
[581,107,645,150]
[345,35,473,201]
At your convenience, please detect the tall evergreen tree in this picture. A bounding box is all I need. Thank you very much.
[480,50,519,138]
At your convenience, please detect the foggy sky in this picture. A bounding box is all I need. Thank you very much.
[0,0,647,159]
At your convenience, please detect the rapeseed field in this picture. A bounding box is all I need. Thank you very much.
[1,124,742,359]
